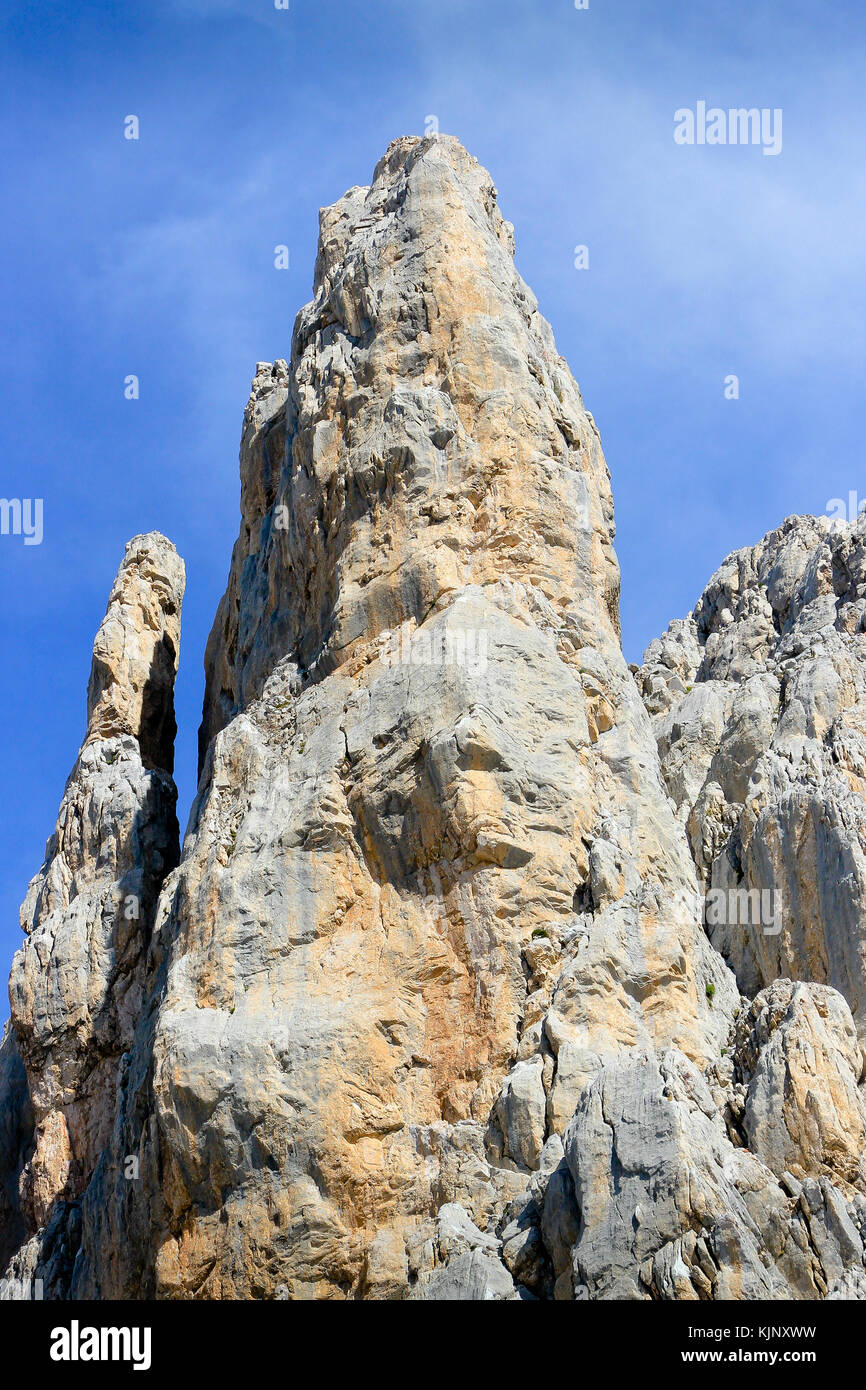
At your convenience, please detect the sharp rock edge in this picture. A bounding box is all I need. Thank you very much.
[3,138,866,1302]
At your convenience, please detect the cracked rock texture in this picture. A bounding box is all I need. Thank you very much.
[730,980,866,1193]
[118,133,734,1300]
[563,1047,866,1301]
[639,515,866,1034]
[3,139,866,1301]
[0,533,184,1296]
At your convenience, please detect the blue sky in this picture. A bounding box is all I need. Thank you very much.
[1,0,865,1006]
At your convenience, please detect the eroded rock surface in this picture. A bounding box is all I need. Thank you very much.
[563,1047,866,1300]
[639,514,866,1034]
[729,980,866,1193]
[3,140,866,1302]
[102,134,737,1300]
[0,533,184,1294]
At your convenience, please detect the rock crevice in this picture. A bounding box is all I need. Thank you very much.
[3,141,866,1301]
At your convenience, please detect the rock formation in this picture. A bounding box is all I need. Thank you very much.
[0,533,184,1297]
[639,514,866,1031]
[2,137,866,1301]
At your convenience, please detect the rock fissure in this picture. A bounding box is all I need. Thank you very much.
[3,137,866,1300]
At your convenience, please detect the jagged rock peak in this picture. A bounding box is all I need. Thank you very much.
[639,510,866,1033]
[200,131,619,763]
[0,534,184,1296]
[137,132,743,1300]
[87,531,185,773]
[6,141,866,1304]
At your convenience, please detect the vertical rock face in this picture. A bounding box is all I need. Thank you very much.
[0,1028,32,1277]
[563,1043,866,1302]
[730,981,866,1192]
[114,133,741,1301]
[1,533,184,1295]
[639,514,866,1033]
[87,534,183,774]
[4,139,866,1301]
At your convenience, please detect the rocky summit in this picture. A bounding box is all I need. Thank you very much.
[3,136,866,1301]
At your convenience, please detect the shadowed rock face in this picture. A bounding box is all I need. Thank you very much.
[4,141,866,1302]
[0,1029,32,1274]
[0,533,184,1296]
[87,534,183,774]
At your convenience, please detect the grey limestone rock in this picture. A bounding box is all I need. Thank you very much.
[4,140,866,1303]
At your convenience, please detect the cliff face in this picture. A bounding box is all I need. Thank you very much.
[640,514,866,1031]
[0,534,184,1296]
[3,138,866,1301]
